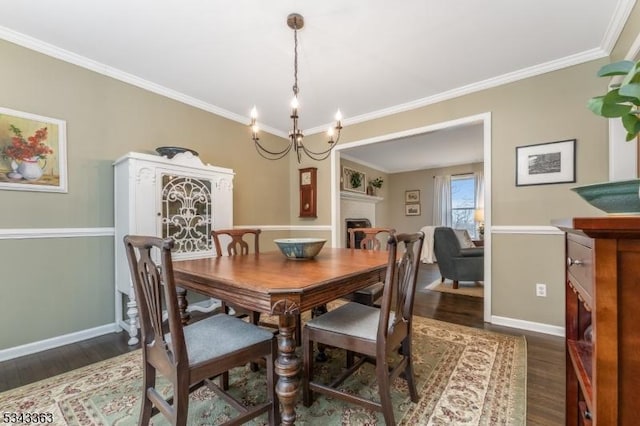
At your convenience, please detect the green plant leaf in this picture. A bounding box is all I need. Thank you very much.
[621,62,640,86]
[618,82,640,99]
[598,60,635,77]
[587,96,605,114]
[603,88,636,104]
[588,96,632,117]
[621,113,640,136]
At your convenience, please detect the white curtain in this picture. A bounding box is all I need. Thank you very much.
[432,175,451,227]
[474,171,484,209]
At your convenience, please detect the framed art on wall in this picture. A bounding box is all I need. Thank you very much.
[405,203,421,216]
[405,189,420,203]
[342,166,366,193]
[516,139,575,187]
[0,107,67,193]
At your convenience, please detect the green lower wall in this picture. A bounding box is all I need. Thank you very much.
[0,237,114,349]
[491,233,566,327]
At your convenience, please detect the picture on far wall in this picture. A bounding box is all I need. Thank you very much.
[516,139,575,187]
[405,189,420,203]
[342,166,366,193]
[0,107,67,193]
[405,203,421,216]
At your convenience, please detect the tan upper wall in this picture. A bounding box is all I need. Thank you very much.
[341,61,609,224]
[0,38,291,229]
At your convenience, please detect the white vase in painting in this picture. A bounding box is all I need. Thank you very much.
[16,157,45,181]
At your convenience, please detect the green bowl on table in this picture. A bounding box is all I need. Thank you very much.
[274,238,326,260]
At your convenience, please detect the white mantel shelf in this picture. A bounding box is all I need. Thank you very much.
[340,191,384,203]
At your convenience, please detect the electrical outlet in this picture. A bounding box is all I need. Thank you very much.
[536,283,547,297]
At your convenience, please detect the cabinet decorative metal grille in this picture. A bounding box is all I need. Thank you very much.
[160,175,212,253]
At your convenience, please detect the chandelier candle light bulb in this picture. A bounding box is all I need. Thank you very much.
[249,12,343,162]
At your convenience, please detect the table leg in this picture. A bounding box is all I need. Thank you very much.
[274,313,299,426]
[176,287,191,325]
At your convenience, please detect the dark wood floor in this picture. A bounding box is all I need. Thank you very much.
[0,263,565,425]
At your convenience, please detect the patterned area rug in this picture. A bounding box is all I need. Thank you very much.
[425,279,484,298]
[0,316,526,425]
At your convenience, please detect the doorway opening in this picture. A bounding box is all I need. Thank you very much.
[330,112,492,322]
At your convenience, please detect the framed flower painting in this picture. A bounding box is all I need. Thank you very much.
[0,107,67,192]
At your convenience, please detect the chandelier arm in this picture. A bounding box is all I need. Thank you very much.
[253,139,294,160]
[299,144,333,161]
[299,141,339,161]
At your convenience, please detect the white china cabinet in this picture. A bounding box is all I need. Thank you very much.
[114,151,234,344]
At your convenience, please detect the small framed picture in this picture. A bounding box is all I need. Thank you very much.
[342,166,366,193]
[0,107,67,193]
[405,203,421,216]
[405,189,420,203]
[516,139,576,186]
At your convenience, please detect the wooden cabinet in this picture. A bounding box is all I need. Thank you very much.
[561,217,640,425]
[114,151,234,344]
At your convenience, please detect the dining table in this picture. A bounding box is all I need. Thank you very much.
[172,247,389,426]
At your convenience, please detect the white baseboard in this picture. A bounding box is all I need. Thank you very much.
[0,323,120,362]
[491,315,565,337]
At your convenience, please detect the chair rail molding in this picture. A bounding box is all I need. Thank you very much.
[490,225,564,235]
[234,224,332,231]
[0,227,115,240]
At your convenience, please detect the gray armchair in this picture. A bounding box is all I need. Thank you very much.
[433,227,484,289]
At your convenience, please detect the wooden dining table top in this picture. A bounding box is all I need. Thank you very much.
[173,247,389,315]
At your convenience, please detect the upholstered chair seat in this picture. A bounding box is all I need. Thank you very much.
[167,313,275,365]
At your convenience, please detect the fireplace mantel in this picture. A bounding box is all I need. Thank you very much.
[340,191,383,203]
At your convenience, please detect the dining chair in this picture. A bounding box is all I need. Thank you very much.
[302,231,425,425]
[212,228,303,345]
[211,228,262,325]
[123,235,279,426]
[346,227,395,306]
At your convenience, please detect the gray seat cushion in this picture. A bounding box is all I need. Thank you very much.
[167,313,274,366]
[306,302,394,341]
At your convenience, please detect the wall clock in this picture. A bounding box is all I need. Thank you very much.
[299,167,317,218]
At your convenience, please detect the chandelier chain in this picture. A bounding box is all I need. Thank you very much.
[293,25,299,96]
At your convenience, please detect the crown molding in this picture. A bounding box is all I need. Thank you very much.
[307,48,609,135]
[0,26,288,138]
[602,0,638,54]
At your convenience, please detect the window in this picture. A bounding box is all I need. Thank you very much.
[451,175,477,238]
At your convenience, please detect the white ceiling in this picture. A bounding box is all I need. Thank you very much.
[342,123,485,173]
[0,0,633,171]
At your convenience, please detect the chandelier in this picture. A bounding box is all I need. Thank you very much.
[250,13,343,162]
